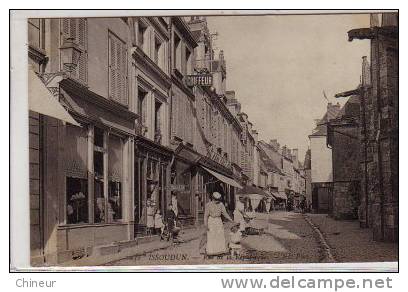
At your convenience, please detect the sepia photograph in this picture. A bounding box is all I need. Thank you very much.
[12,9,398,270]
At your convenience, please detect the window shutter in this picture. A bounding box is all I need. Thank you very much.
[78,19,86,49]
[109,36,117,101]
[70,18,77,40]
[62,18,70,39]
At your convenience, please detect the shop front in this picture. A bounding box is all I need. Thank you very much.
[53,79,137,264]
[134,136,172,237]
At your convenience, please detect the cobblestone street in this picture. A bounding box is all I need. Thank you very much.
[108,211,321,266]
[307,214,398,263]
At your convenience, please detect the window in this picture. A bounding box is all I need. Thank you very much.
[154,100,162,144]
[173,33,181,72]
[137,21,148,53]
[185,47,192,75]
[108,135,123,221]
[138,88,148,136]
[65,125,89,224]
[61,18,88,84]
[154,36,164,69]
[108,32,128,106]
[94,127,105,223]
[28,19,44,50]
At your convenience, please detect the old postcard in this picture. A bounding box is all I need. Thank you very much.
[12,10,398,270]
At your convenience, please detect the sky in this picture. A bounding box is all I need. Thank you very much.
[206,14,370,160]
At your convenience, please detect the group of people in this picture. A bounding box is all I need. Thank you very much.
[203,192,251,257]
[145,193,180,241]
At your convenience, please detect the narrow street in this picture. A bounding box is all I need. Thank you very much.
[108,211,321,266]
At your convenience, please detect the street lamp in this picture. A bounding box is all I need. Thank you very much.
[60,37,82,75]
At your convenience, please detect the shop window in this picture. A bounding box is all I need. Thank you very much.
[65,125,89,224]
[108,135,123,221]
[66,177,88,224]
[94,149,105,223]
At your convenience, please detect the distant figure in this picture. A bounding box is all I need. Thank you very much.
[165,203,177,241]
[146,199,155,235]
[234,196,248,233]
[154,209,164,236]
[171,192,179,218]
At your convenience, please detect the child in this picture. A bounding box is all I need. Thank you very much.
[146,199,155,235]
[154,209,165,237]
[229,224,242,257]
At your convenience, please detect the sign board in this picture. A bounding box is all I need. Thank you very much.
[169,184,186,192]
[185,74,213,87]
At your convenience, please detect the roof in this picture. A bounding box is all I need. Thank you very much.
[258,142,285,175]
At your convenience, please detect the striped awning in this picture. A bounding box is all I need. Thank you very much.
[202,166,242,189]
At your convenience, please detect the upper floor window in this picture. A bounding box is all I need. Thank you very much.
[138,88,148,136]
[173,33,182,73]
[28,19,45,50]
[185,47,192,75]
[108,32,128,106]
[137,21,148,53]
[154,100,163,144]
[154,35,165,70]
[61,18,88,84]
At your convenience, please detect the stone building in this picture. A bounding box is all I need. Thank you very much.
[343,12,398,242]
[130,17,174,235]
[28,17,138,265]
[327,95,361,220]
[303,149,312,208]
[309,102,341,213]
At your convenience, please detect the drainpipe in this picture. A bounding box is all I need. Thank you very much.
[375,28,385,241]
[360,85,369,228]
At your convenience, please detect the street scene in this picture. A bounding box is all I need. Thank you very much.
[24,11,398,268]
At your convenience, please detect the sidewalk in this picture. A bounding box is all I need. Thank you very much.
[59,226,205,267]
[307,214,398,263]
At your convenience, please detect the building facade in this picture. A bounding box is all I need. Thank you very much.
[344,12,398,242]
[309,102,341,213]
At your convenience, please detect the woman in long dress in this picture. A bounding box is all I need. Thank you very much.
[204,192,233,256]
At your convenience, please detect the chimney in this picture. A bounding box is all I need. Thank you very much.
[219,50,224,62]
[292,148,299,162]
[252,130,258,143]
[269,139,278,150]
[362,56,371,87]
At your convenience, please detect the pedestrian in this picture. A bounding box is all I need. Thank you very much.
[233,196,248,233]
[154,209,164,236]
[146,199,155,235]
[204,192,233,257]
[171,192,179,218]
[165,203,177,241]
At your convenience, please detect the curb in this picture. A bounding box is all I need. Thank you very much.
[303,214,336,263]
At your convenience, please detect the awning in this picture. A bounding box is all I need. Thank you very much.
[237,185,268,197]
[271,192,287,200]
[202,166,242,189]
[28,68,80,126]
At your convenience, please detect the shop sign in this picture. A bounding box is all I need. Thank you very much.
[207,145,231,169]
[185,74,213,87]
[170,184,186,192]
